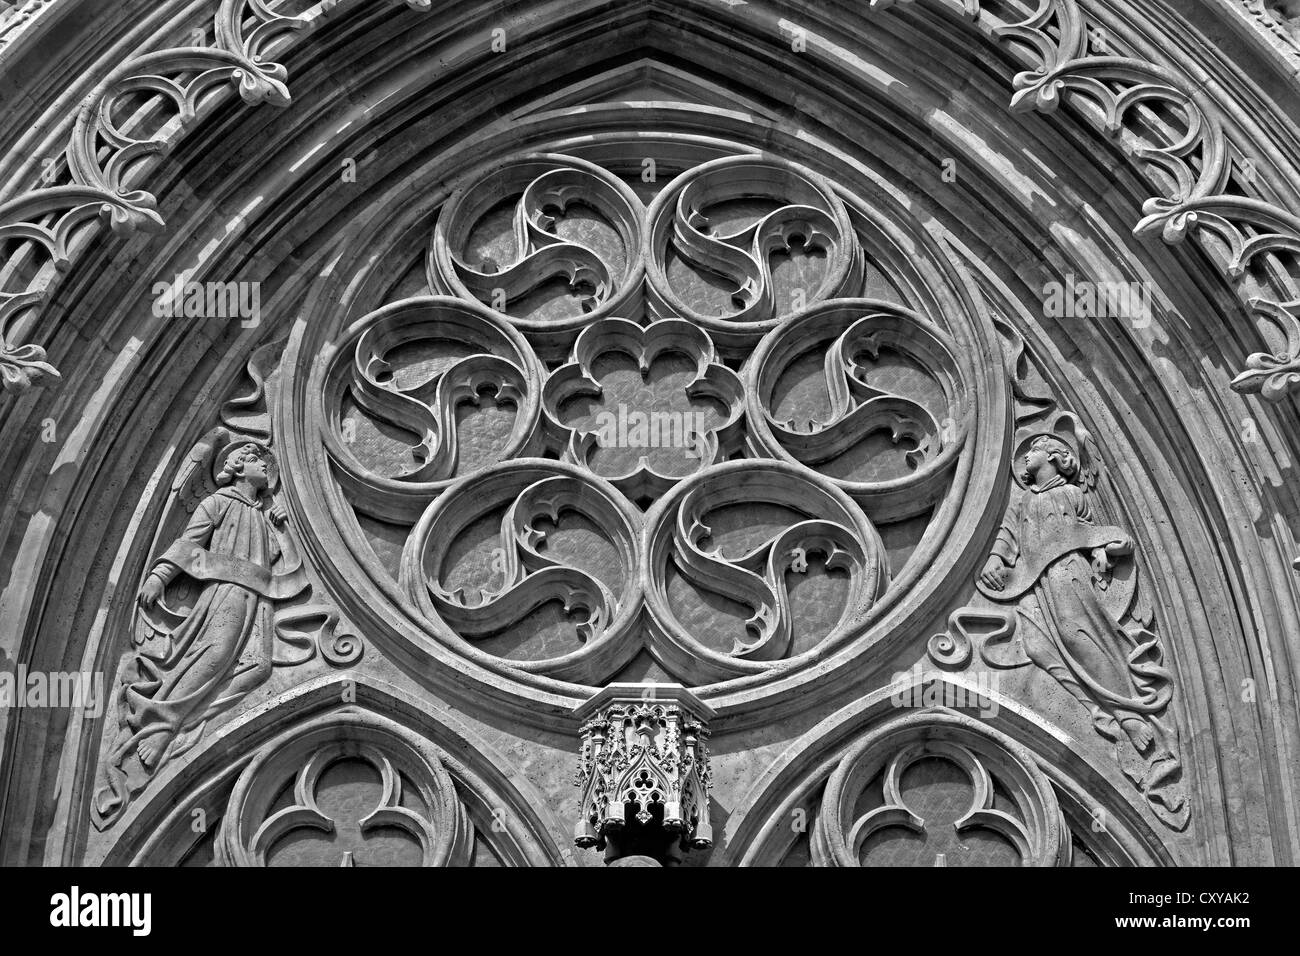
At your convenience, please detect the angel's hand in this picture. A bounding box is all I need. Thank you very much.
[268,502,288,527]
[138,576,164,609]
[979,556,1008,591]
[1106,536,1134,557]
[1091,547,1113,589]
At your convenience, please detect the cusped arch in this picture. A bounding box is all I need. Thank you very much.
[90,675,575,866]
[723,676,1180,867]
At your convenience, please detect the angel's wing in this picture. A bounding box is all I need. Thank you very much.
[171,426,231,520]
[1051,411,1102,493]
[993,316,1055,427]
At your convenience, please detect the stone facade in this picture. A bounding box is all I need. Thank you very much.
[0,0,1298,866]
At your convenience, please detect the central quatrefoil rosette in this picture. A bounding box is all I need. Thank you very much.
[542,318,744,500]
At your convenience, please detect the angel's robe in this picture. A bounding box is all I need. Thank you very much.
[130,486,279,733]
[987,475,1171,739]
[95,486,281,822]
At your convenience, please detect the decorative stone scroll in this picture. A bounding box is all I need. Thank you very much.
[572,684,714,866]
[744,299,970,521]
[322,296,544,523]
[429,154,646,361]
[811,710,1070,867]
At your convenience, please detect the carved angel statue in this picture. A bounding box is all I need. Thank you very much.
[93,435,310,827]
[976,431,1189,829]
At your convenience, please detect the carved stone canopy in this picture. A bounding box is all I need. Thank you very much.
[573,684,714,866]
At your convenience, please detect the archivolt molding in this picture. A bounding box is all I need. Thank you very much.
[0,1,59,56]
[3,0,1300,405]
[1234,1,1300,61]
[1,0,1297,865]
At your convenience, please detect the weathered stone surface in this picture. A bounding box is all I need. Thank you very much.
[0,0,1297,867]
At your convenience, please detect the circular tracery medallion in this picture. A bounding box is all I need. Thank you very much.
[287,142,1005,709]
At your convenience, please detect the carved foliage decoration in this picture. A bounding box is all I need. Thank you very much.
[217,711,473,867]
[811,710,1069,867]
[969,0,1300,399]
[0,0,318,391]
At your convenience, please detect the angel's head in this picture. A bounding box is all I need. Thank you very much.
[1022,435,1078,486]
[217,443,272,493]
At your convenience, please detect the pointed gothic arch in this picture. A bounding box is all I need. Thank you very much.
[0,0,1297,866]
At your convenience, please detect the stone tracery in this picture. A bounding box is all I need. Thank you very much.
[0,0,1295,869]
